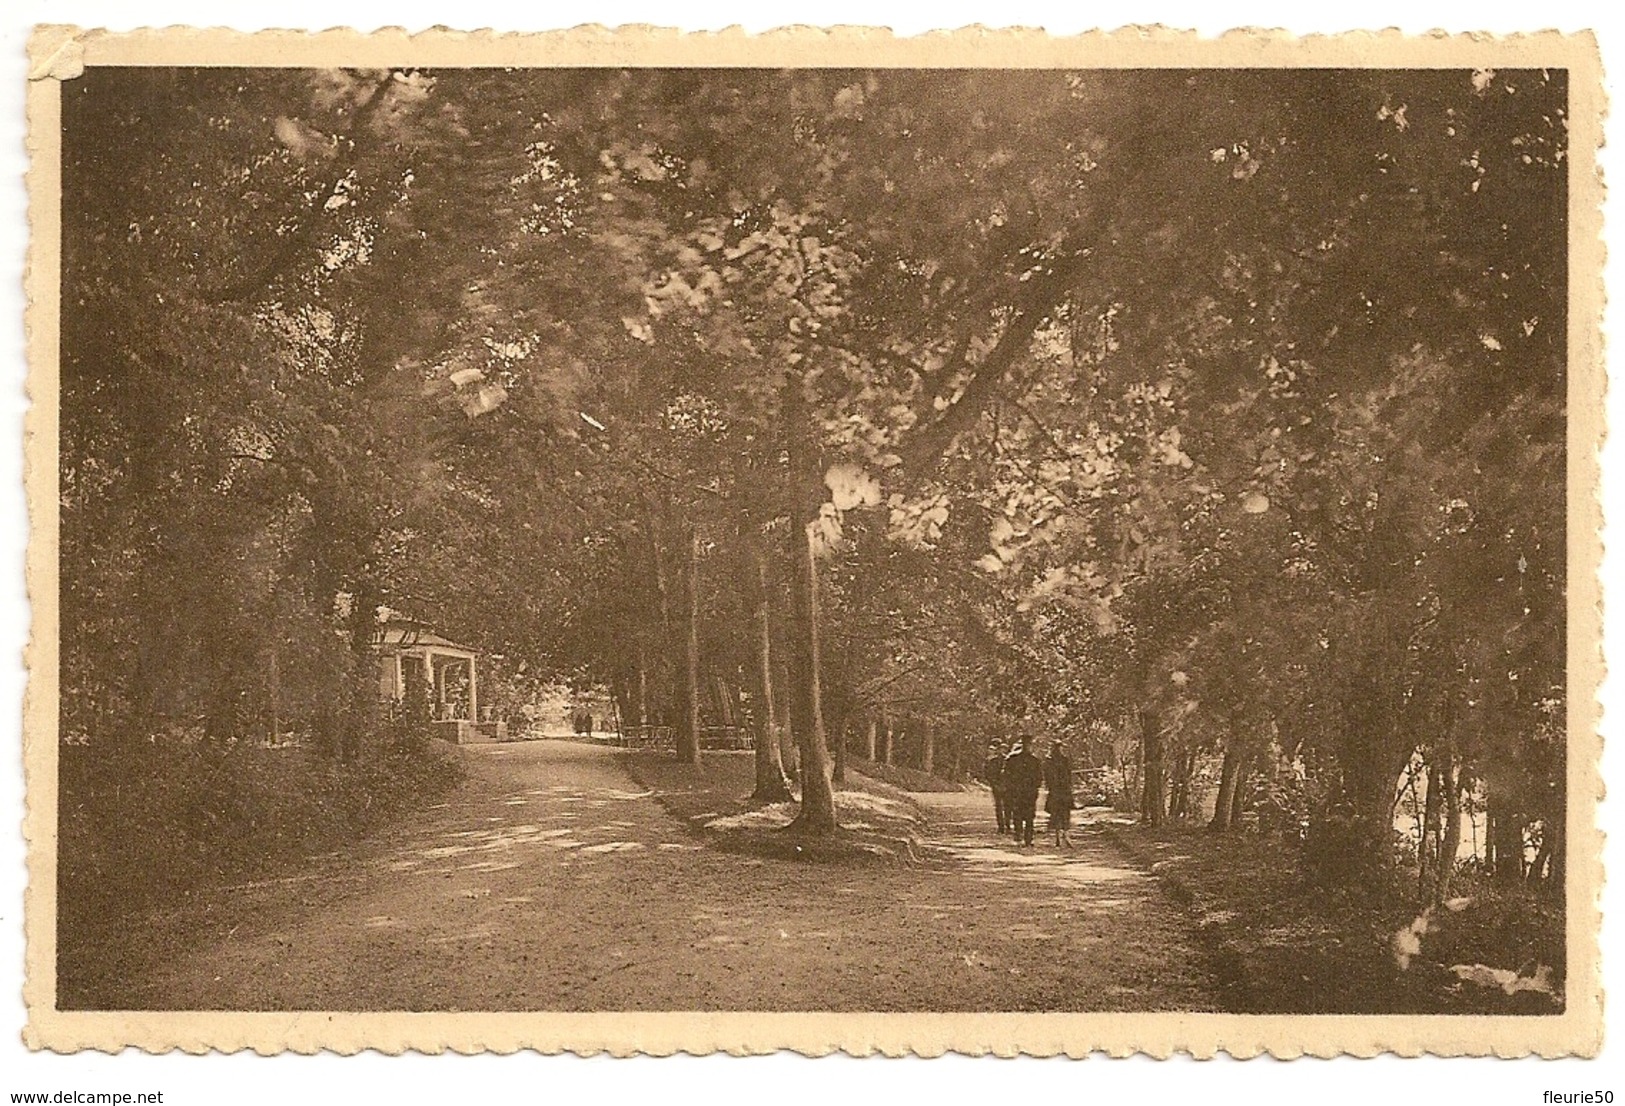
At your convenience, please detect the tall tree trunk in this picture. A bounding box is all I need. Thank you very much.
[1139,706,1166,826]
[1542,806,1565,899]
[786,510,837,834]
[821,661,850,787]
[711,675,735,729]
[635,645,649,731]
[1211,741,1241,832]
[1435,753,1463,904]
[643,500,679,735]
[881,714,895,765]
[676,527,703,766]
[1420,759,1443,901]
[777,653,799,782]
[864,717,877,761]
[1488,795,1525,884]
[780,371,836,832]
[749,543,792,802]
[1229,752,1249,827]
[832,718,848,785]
[1168,747,1195,820]
[920,717,935,775]
[342,581,381,762]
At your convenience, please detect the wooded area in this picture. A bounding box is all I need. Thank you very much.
[59,66,1566,926]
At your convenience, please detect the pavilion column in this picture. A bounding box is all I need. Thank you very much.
[467,656,478,723]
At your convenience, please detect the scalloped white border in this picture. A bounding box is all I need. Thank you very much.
[19,22,1605,1058]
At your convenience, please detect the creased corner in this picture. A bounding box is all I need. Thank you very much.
[28,26,87,82]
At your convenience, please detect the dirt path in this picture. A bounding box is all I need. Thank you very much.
[113,742,1219,1012]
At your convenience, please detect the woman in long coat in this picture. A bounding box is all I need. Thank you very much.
[1043,742,1075,847]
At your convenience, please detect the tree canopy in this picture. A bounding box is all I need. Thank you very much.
[61,65,1567,886]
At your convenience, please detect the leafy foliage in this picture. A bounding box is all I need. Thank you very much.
[61,64,1566,922]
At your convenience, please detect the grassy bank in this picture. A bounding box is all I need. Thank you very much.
[1104,819,1563,1014]
[620,750,926,863]
[842,755,967,793]
[58,737,463,999]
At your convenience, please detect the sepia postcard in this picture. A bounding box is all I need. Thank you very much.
[21,23,1604,1057]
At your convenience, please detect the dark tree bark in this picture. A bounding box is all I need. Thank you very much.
[1139,706,1166,826]
[786,512,837,834]
[776,654,799,782]
[1168,746,1195,821]
[635,645,649,730]
[1229,753,1249,828]
[1542,808,1565,899]
[642,499,680,734]
[1211,742,1242,832]
[1488,797,1526,884]
[1420,759,1443,901]
[780,373,837,834]
[340,580,382,762]
[1436,754,1463,904]
[832,718,848,785]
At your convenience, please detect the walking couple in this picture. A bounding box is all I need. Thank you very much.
[983,738,1073,847]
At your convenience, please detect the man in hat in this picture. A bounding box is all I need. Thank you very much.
[982,740,1010,834]
[1003,737,1043,847]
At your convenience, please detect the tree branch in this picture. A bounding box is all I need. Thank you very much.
[216,72,399,304]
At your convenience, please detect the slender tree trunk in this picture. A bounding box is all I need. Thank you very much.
[777,655,799,783]
[1211,742,1241,832]
[1168,747,1195,820]
[832,718,848,785]
[1139,706,1166,826]
[920,717,935,775]
[1436,754,1463,904]
[635,646,649,731]
[786,511,837,834]
[864,717,877,761]
[881,715,895,766]
[644,500,679,736]
[343,582,382,762]
[711,675,735,729]
[610,676,628,737]
[1542,805,1565,899]
[1229,746,1249,827]
[676,527,703,766]
[749,543,792,802]
[1488,796,1525,884]
[1420,759,1443,901]
[728,679,746,733]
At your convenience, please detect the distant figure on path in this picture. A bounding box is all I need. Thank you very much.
[1003,738,1042,847]
[1044,742,1074,848]
[983,740,1010,834]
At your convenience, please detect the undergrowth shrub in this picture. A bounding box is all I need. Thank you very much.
[58,737,463,929]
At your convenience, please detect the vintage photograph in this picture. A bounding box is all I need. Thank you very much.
[24,26,1603,1057]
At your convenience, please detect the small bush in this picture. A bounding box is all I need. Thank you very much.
[58,736,463,930]
[1422,873,1566,989]
[1300,808,1404,892]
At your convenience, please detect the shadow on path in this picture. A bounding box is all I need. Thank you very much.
[105,743,1220,1013]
